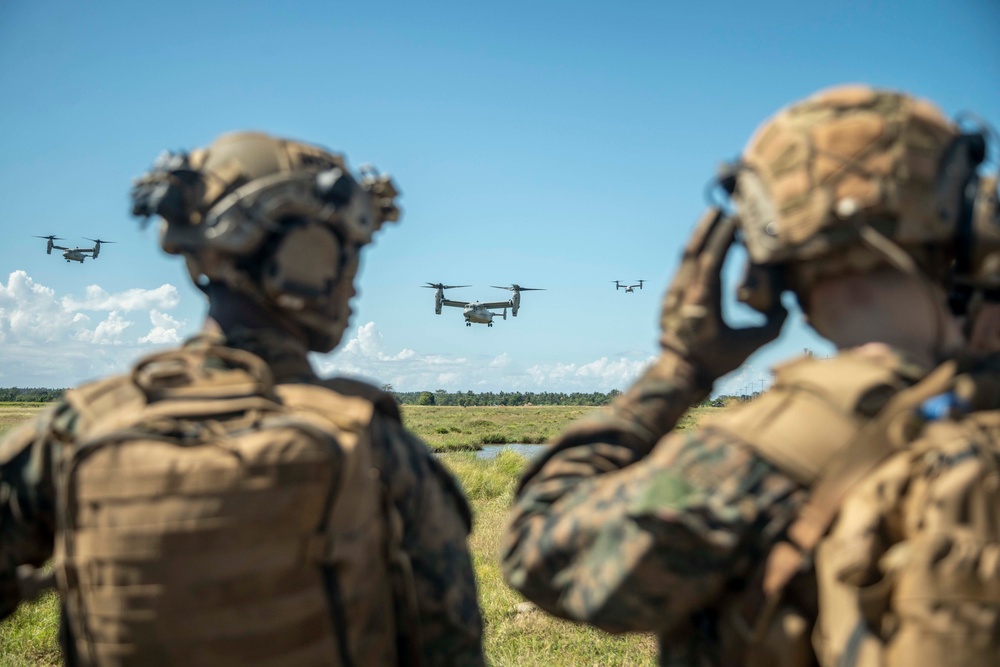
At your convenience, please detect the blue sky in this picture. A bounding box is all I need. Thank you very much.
[1,0,998,393]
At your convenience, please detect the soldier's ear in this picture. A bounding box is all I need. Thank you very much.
[261,222,342,311]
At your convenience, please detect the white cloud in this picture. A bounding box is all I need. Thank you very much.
[524,356,655,391]
[342,322,416,361]
[0,271,188,386]
[316,321,655,392]
[488,353,511,368]
[89,311,133,345]
[62,283,179,312]
[139,310,183,344]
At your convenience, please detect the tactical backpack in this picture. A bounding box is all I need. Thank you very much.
[708,349,1000,666]
[53,345,415,667]
[811,376,1000,666]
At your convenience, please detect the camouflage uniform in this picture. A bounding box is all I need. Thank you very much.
[502,347,939,665]
[504,86,1000,665]
[0,331,484,666]
[2,130,484,665]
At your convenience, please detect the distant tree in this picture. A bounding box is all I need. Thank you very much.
[0,387,65,402]
[381,383,394,393]
[391,389,619,407]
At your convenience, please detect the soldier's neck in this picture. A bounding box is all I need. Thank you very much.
[805,270,963,367]
[203,286,317,384]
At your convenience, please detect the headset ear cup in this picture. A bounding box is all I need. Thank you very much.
[970,174,1000,289]
[938,133,986,275]
[261,223,341,310]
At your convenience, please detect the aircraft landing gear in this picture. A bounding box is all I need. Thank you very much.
[487,322,493,327]
[466,322,471,327]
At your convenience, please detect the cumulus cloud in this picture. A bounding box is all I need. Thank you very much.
[488,353,511,369]
[342,322,416,361]
[316,321,654,392]
[62,284,180,312]
[525,356,655,390]
[139,310,184,345]
[89,311,133,345]
[0,271,188,386]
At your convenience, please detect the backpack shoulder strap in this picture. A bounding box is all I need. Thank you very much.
[65,344,287,445]
[707,347,917,485]
[62,374,147,437]
[751,359,959,642]
[318,377,401,422]
[274,383,376,443]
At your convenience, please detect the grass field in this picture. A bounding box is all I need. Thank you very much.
[0,401,719,665]
[400,404,597,451]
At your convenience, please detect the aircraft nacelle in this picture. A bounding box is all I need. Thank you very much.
[46,240,53,254]
[511,290,520,316]
[434,290,443,314]
[92,241,101,259]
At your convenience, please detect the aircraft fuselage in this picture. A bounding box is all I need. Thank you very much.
[464,303,500,325]
[63,250,88,263]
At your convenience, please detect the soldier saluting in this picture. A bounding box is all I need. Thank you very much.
[503,86,1000,666]
[0,132,484,666]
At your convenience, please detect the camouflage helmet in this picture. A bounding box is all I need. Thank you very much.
[731,85,967,288]
[131,131,401,352]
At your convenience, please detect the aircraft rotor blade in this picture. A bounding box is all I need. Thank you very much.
[491,284,546,292]
[33,235,64,240]
[423,283,470,290]
[84,238,116,244]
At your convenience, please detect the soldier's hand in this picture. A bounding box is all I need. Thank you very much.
[659,207,788,385]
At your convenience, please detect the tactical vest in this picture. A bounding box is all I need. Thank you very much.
[812,408,1000,667]
[53,345,413,667]
[705,348,1000,667]
[701,345,922,667]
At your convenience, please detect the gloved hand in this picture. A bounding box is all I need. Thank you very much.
[659,207,788,386]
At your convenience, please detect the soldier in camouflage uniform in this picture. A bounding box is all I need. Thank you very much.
[502,86,999,665]
[0,132,484,666]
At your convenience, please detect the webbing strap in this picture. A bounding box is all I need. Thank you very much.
[753,359,959,640]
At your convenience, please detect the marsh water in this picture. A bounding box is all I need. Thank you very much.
[476,443,548,460]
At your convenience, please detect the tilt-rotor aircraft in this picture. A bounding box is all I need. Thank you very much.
[612,279,645,293]
[35,235,116,263]
[424,283,545,327]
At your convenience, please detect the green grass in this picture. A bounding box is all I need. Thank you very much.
[0,403,49,436]
[439,449,658,665]
[0,401,723,665]
[0,589,61,667]
[402,404,721,451]
[402,405,596,451]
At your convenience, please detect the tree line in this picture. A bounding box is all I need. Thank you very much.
[388,389,735,407]
[0,388,65,402]
[0,386,739,408]
[390,389,623,406]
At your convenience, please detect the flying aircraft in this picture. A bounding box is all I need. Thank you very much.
[424,283,545,327]
[613,279,645,293]
[35,236,115,263]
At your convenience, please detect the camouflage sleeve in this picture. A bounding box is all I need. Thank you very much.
[502,424,806,636]
[371,414,485,667]
[0,403,66,621]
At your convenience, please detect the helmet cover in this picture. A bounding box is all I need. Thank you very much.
[734,85,960,274]
[131,131,401,351]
